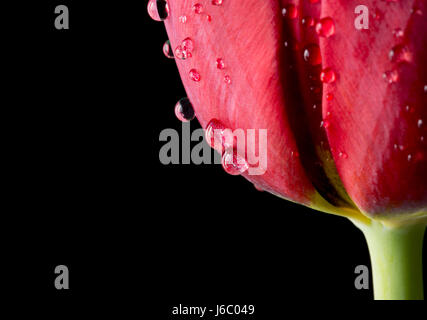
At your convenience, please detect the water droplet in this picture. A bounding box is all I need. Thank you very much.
[174,97,195,122]
[407,154,412,162]
[182,38,194,51]
[405,105,415,113]
[189,69,201,82]
[175,45,191,60]
[174,45,183,59]
[320,68,336,83]
[193,3,203,14]
[212,0,223,5]
[254,184,264,192]
[310,85,321,93]
[282,4,298,19]
[373,9,382,20]
[216,58,225,70]
[284,39,300,51]
[393,28,404,38]
[411,7,423,16]
[382,70,398,84]
[303,44,322,66]
[313,104,317,109]
[147,0,169,21]
[291,151,300,158]
[424,85,427,93]
[175,38,194,60]
[224,75,232,84]
[301,16,314,28]
[162,40,174,59]
[205,119,233,151]
[315,17,335,38]
[222,149,249,175]
[338,151,348,159]
[389,44,411,63]
[179,15,187,23]
[326,93,334,101]
[206,15,212,22]
[322,120,330,128]
[421,136,425,142]
[418,119,424,128]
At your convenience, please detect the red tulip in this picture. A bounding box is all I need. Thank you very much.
[149,0,427,300]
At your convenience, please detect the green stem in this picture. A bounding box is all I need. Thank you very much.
[354,220,426,300]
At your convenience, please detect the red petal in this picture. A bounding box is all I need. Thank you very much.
[163,1,319,207]
[321,0,427,219]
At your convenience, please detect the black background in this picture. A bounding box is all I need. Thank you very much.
[4,0,426,315]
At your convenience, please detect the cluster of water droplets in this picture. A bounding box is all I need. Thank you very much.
[205,119,249,176]
[390,102,426,163]
[281,2,347,165]
[215,58,232,84]
[381,2,423,84]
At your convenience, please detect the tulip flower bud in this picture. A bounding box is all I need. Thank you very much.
[149,0,427,300]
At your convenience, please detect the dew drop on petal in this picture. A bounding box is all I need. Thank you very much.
[216,58,225,70]
[418,119,424,128]
[224,75,232,84]
[389,44,412,63]
[147,0,169,21]
[405,105,415,113]
[303,44,322,66]
[382,70,398,84]
[320,68,336,83]
[175,45,191,60]
[206,15,212,22]
[179,15,187,23]
[174,97,195,122]
[326,93,334,101]
[322,120,330,128]
[291,151,300,158]
[162,40,174,59]
[212,0,223,5]
[315,17,335,38]
[424,85,427,93]
[411,7,423,16]
[408,154,412,162]
[393,28,404,38]
[301,16,314,28]
[182,38,194,51]
[192,3,203,14]
[254,184,264,192]
[282,4,298,19]
[222,149,249,176]
[205,119,233,151]
[174,45,184,60]
[189,69,201,82]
